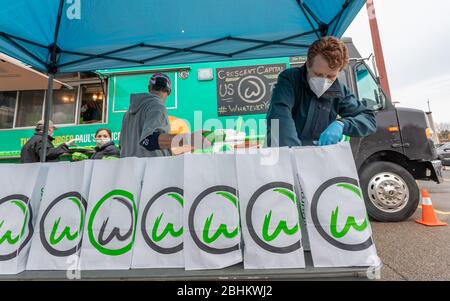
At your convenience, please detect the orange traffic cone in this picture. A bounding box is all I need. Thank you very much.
[416,189,447,226]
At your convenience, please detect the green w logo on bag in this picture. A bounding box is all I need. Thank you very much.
[262,188,299,242]
[202,191,239,244]
[311,177,373,251]
[329,183,368,239]
[39,192,87,257]
[0,195,33,261]
[141,187,184,254]
[246,182,302,254]
[50,216,79,245]
[87,189,137,256]
[0,201,27,246]
[188,186,240,255]
[152,211,183,242]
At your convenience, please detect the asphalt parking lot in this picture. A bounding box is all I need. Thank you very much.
[372,168,450,281]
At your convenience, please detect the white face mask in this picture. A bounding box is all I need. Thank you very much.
[96,138,111,147]
[308,76,335,98]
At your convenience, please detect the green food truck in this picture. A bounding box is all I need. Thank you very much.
[0,38,442,226]
[0,56,283,160]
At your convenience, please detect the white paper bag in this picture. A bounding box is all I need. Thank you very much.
[26,160,94,270]
[0,163,49,274]
[291,142,379,267]
[290,153,311,251]
[183,153,242,270]
[132,156,184,268]
[79,158,146,270]
[235,148,305,269]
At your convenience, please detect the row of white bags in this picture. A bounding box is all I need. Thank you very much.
[0,143,379,274]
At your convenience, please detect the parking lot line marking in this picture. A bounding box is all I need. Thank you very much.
[418,206,450,215]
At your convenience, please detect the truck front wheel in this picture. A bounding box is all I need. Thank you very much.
[359,161,419,222]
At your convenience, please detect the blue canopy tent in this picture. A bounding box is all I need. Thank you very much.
[0,0,366,162]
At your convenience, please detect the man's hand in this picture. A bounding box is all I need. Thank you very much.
[171,145,195,156]
[318,121,344,146]
[161,130,212,155]
[64,139,77,147]
[173,130,212,150]
[190,130,213,150]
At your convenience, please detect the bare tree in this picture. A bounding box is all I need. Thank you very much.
[436,122,450,132]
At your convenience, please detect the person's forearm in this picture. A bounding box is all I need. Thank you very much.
[43,144,69,159]
[266,112,302,147]
[141,132,180,152]
[340,112,377,137]
[158,133,178,149]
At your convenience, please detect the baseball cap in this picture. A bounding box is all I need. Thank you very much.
[36,119,57,131]
[149,73,172,92]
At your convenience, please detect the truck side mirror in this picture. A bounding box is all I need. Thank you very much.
[375,76,381,85]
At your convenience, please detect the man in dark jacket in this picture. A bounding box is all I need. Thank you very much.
[266,37,376,147]
[20,120,74,163]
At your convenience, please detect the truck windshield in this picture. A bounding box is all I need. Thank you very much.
[354,64,385,110]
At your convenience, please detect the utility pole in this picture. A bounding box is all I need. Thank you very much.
[424,99,440,144]
[366,0,392,99]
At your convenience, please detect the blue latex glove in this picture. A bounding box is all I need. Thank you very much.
[318,121,344,146]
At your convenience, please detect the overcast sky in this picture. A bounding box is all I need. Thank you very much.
[344,0,450,123]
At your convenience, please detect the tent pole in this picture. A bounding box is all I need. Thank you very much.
[40,73,54,163]
[39,0,64,162]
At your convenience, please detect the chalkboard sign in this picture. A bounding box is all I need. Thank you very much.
[215,64,286,116]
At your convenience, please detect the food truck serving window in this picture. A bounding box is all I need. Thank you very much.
[0,91,17,129]
[0,84,106,130]
[15,90,45,128]
[79,84,104,124]
[51,87,77,125]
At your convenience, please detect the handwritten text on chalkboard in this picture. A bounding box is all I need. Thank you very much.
[216,64,286,116]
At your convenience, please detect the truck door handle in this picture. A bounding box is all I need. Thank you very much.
[392,143,410,148]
